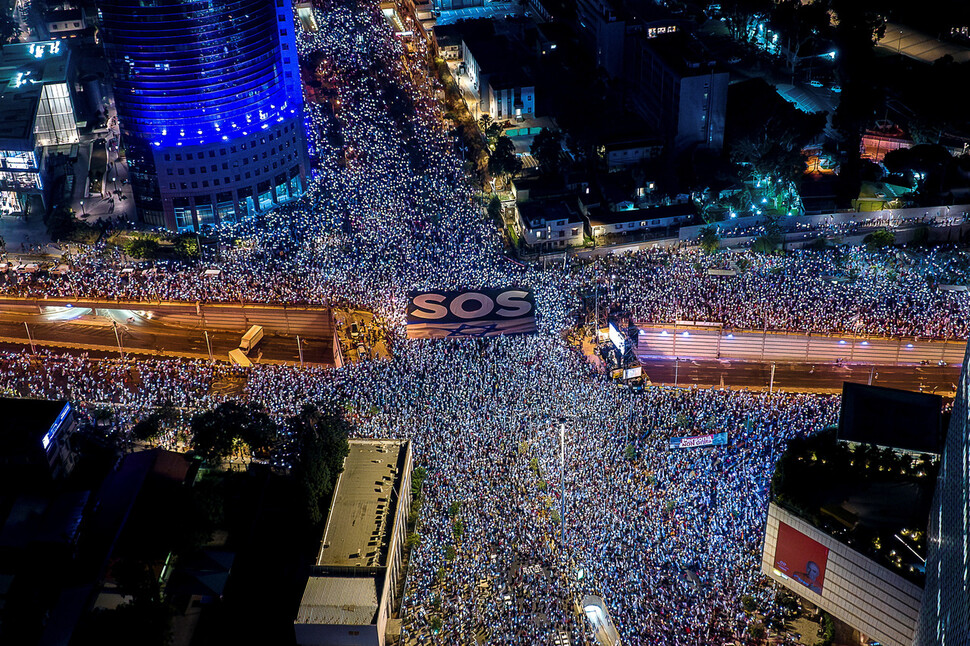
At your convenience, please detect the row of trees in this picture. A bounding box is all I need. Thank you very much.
[131,400,351,525]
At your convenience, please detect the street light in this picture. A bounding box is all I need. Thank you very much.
[79,200,85,217]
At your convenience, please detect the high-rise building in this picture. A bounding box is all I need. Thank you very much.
[914,342,970,645]
[97,0,309,230]
[0,40,79,217]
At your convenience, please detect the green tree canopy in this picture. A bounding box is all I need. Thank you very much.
[190,401,277,463]
[125,237,159,260]
[699,225,720,254]
[488,136,523,185]
[287,404,351,525]
[530,128,564,176]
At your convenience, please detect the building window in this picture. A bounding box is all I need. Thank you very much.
[174,207,193,230]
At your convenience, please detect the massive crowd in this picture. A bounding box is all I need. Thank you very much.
[2,0,970,339]
[0,0,964,643]
[0,340,839,644]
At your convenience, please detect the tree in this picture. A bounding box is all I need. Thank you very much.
[173,234,200,259]
[830,0,887,205]
[530,128,564,176]
[236,404,279,457]
[0,15,20,44]
[487,194,503,224]
[478,113,493,134]
[288,404,351,525]
[864,228,895,249]
[45,205,78,241]
[125,237,159,259]
[488,136,522,187]
[750,235,778,254]
[132,415,163,444]
[699,226,720,254]
[721,0,773,42]
[190,401,246,462]
[190,401,278,463]
[770,0,832,74]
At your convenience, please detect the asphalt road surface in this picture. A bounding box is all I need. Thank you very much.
[640,358,960,396]
[0,308,334,365]
[635,324,965,366]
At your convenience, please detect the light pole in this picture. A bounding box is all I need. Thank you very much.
[204,329,213,363]
[559,422,566,549]
[79,200,85,217]
[23,321,36,354]
[111,320,125,359]
[297,335,305,366]
[769,362,776,394]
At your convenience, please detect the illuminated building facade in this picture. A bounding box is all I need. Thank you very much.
[0,40,79,216]
[914,341,970,646]
[97,0,308,230]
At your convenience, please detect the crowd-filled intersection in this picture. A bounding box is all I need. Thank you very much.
[0,0,965,643]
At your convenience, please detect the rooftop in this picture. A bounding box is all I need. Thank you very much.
[588,202,694,226]
[316,440,406,568]
[295,576,379,626]
[518,199,583,229]
[0,41,71,147]
[772,405,940,586]
[635,32,722,78]
[0,397,71,457]
[464,34,532,88]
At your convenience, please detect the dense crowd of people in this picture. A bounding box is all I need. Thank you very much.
[2,4,970,339]
[0,0,964,643]
[0,340,839,644]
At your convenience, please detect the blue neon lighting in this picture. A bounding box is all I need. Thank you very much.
[99,0,301,148]
[42,402,71,451]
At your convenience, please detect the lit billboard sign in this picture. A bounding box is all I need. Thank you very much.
[608,322,627,355]
[773,522,829,595]
[405,288,536,339]
[42,402,72,451]
[668,432,728,450]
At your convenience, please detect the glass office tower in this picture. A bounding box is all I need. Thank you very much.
[98,0,308,229]
[915,341,970,645]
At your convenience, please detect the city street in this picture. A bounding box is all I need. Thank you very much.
[639,358,960,395]
[0,307,334,365]
[635,324,965,366]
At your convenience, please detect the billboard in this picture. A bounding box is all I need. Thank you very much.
[608,322,627,355]
[838,382,943,454]
[405,288,536,339]
[773,522,829,594]
[668,432,728,450]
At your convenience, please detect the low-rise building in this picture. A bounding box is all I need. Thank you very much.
[462,35,536,121]
[45,8,87,39]
[602,134,663,170]
[515,198,585,250]
[295,440,413,646]
[762,383,944,646]
[0,40,80,217]
[586,202,693,241]
[0,397,78,481]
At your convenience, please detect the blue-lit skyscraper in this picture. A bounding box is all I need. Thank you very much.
[915,340,970,645]
[97,0,308,229]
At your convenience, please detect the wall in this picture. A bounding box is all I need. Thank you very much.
[675,71,727,153]
[762,503,922,646]
[914,341,970,645]
[679,204,970,242]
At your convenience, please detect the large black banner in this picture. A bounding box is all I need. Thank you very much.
[405,288,537,339]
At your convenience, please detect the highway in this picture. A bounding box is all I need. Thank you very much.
[0,296,333,335]
[634,324,965,366]
[639,358,960,396]
[0,307,335,365]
